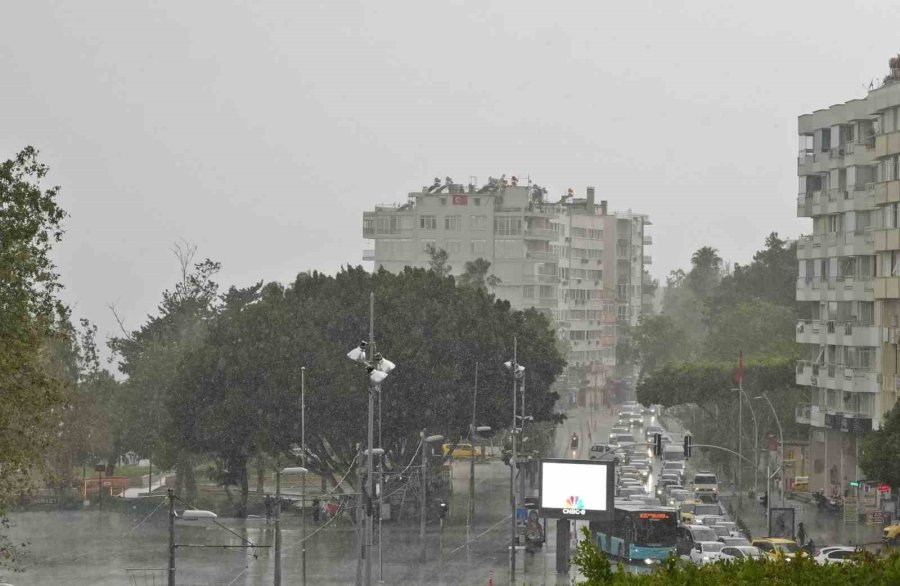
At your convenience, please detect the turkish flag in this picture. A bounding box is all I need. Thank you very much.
[452,194,468,205]
[733,351,744,386]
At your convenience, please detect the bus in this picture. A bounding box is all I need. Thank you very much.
[591,502,678,564]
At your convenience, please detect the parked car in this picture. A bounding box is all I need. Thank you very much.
[814,546,857,565]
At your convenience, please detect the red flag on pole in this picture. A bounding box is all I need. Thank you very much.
[452,194,468,205]
[733,351,744,386]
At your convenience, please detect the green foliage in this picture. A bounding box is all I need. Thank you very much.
[458,257,501,291]
[685,246,723,301]
[169,266,566,516]
[703,299,799,362]
[861,404,900,490]
[571,526,900,585]
[631,315,694,376]
[425,243,451,277]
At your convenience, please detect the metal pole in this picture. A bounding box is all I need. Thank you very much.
[762,392,785,507]
[98,467,102,512]
[168,488,175,586]
[510,336,518,579]
[301,366,307,586]
[366,291,375,586]
[420,431,427,563]
[149,459,153,497]
[739,380,743,510]
[469,363,479,522]
[766,463,771,534]
[275,462,282,586]
[739,389,759,499]
[378,386,383,585]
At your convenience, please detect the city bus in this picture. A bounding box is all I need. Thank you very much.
[590,502,678,564]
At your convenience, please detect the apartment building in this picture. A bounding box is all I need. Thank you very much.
[795,58,900,496]
[361,179,651,389]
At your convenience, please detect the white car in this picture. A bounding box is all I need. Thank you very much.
[720,545,765,561]
[719,536,751,547]
[689,541,726,565]
[814,546,856,565]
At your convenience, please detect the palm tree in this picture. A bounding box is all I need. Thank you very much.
[459,258,501,292]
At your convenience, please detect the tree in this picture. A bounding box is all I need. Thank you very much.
[686,246,723,301]
[631,315,694,377]
[703,299,798,362]
[458,257,502,292]
[425,243,451,278]
[0,147,70,569]
[170,266,566,514]
[109,244,221,501]
[860,404,900,490]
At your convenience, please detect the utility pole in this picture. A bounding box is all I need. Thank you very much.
[365,291,375,586]
[420,430,428,563]
[510,336,518,579]
[274,461,282,586]
[468,363,479,522]
[301,366,307,586]
[168,488,175,586]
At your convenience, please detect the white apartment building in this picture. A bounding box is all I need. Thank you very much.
[795,58,900,495]
[361,179,651,389]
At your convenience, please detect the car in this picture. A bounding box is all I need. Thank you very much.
[752,538,803,560]
[700,515,725,528]
[692,503,724,525]
[610,433,636,450]
[609,426,631,440]
[589,444,615,461]
[689,541,726,565]
[644,425,665,440]
[814,546,857,565]
[676,524,721,557]
[691,472,719,500]
[714,521,739,536]
[719,536,751,547]
[628,414,644,428]
[442,442,477,458]
[619,486,646,499]
[679,500,700,524]
[660,473,680,483]
[884,524,900,544]
[720,545,765,561]
[669,489,691,504]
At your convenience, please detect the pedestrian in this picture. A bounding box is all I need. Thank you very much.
[264,494,272,523]
[807,538,815,556]
[797,521,806,545]
[312,497,321,523]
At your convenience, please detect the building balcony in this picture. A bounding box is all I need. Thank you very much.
[362,249,375,261]
[796,276,874,302]
[522,273,560,285]
[796,320,880,346]
[874,227,900,252]
[643,256,652,265]
[874,276,900,299]
[795,404,813,426]
[524,227,557,240]
[642,235,652,245]
[875,130,900,159]
[873,180,900,206]
[796,361,880,394]
[525,250,557,262]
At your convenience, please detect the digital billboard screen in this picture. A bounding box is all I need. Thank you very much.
[539,459,615,521]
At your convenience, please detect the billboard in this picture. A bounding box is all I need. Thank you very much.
[539,459,615,521]
[768,507,795,540]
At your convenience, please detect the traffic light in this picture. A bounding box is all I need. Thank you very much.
[683,435,693,459]
[653,433,662,457]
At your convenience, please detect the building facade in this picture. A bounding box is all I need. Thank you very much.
[795,60,900,496]
[362,180,651,390]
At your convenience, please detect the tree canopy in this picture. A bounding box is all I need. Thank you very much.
[860,404,900,489]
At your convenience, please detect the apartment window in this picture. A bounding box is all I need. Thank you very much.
[420,215,437,230]
[881,251,900,276]
[494,216,523,236]
[539,285,556,299]
[446,240,461,255]
[444,215,461,231]
[495,239,522,259]
[440,197,447,206]
[363,218,375,234]
[376,216,401,234]
[473,197,481,206]
[523,286,535,299]
[471,240,486,255]
[885,204,900,229]
[470,215,488,230]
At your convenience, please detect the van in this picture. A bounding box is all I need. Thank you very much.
[675,524,720,556]
[691,472,718,500]
[662,444,684,463]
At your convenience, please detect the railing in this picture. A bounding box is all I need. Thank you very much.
[829,147,845,160]
[525,250,557,261]
[524,227,557,239]
[522,274,560,284]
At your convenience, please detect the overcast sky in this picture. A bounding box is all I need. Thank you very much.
[2,1,898,345]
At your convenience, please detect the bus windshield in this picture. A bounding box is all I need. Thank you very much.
[634,514,676,547]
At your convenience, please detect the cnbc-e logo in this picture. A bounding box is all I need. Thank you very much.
[563,495,586,515]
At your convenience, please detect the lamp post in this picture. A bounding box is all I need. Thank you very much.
[167,489,218,586]
[504,340,525,579]
[420,433,444,564]
[346,294,396,586]
[301,366,307,586]
[733,388,759,498]
[274,466,308,586]
[755,392,785,507]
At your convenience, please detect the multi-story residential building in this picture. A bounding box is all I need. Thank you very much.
[361,179,651,390]
[795,58,900,496]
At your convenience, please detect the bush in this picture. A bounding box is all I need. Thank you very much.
[571,526,900,585]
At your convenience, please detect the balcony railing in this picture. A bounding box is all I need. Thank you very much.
[522,273,560,284]
[525,250,557,262]
[524,227,557,240]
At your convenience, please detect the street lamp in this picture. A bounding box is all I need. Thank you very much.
[420,433,444,563]
[755,393,785,507]
[167,489,219,586]
[346,298,396,586]
[274,466,308,586]
[503,339,525,579]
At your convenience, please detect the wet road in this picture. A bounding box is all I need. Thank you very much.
[7,403,617,585]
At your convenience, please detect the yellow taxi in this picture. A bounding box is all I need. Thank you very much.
[679,500,701,524]
[883,524,900,544]
[752,538,804,560]
[442,442,478,459]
